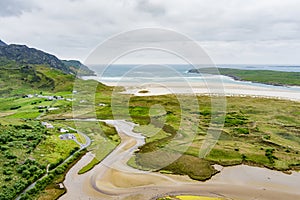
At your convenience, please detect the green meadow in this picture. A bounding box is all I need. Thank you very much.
[189,68,300,86]
[123,95,300,180]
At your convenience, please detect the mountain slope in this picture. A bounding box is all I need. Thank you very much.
[0,62,75,96]
[0,40,95,76]
[0,44,70,73]
[62,60,95,76]
[0,40,95,96]
[0,40,7,46]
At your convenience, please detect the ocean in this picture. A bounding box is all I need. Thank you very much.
[84,64,300,93]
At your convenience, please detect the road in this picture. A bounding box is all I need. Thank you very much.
[15,126,91,200]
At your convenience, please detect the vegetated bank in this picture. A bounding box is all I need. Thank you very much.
[188,68,300,86]
[125,94,300,181]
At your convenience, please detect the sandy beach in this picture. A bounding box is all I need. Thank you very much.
[111,81,300,101]
[60,120,300,200]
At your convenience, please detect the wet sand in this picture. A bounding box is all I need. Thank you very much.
[116,82,300,101]
[60,120,300,200]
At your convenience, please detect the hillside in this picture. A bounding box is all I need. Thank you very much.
[0,44,70,73]
[62,60,95,76]
[0,40,96,96]
[0,40,95,76]
[0,61,75,96]
[0,40,7,46]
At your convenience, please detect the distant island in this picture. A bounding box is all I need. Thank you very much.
[188,68,300,86]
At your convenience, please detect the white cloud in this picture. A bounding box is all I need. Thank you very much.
[0,0,38,17]
[0,0,300,64]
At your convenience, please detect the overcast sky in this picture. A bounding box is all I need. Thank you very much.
[1,0,300,64]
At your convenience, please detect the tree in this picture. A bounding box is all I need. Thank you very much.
[265,148,277,164]
[4,176,12,182]
[3,168,13,175]
[21,170,31,178]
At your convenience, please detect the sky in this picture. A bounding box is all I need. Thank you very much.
[1,0,300,64]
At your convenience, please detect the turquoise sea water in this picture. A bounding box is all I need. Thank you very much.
[86,64,300,93]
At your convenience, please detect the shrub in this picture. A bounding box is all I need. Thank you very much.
[10,105,21,110]
[4,176,12,182]
[235,127,249,134]
[3,169,13,175]
[265,148,278,164]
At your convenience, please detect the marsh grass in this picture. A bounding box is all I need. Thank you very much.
[125,95,300,179]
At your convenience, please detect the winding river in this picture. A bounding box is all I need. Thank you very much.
[59,120,300,200]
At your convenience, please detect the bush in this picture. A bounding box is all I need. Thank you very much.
[20,193,32,200]
[13,180,27,193]
[265,148,278,164]
[4,176,12,181]
[69,146,80,155]
[242,154,247,161]
[21,170,31,178]
[263,135,271,140]
[235,127,249,134]
[49,158,64,170]
[0,145,9,151]
[10,105,21,110]
[3,169,13,175]
[4,152,17,159]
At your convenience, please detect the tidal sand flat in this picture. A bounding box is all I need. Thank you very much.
[60,120,300,200]
[157,196,226,200]
[84,65,300,101]
[120,82,300,101]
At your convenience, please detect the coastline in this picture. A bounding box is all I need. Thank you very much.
[102,81,300,102]
[187,68,300,87]
[81,74,300,102]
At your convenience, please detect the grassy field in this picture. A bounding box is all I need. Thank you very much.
[0,91,73,120]
[78,157,100,174]
[0,81,84,200]
[189,68,300,86]
[19,149,87,200]
[121,95,300,180]
[0,119,79,200]
[62,120,121,174]
[0,61,75,97]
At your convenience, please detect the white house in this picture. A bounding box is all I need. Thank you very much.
[59,134,75,140]
[60,128,69,133]
[41,122,54,129]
